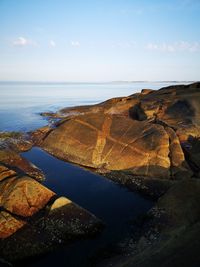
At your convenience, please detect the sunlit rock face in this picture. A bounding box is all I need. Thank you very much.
[39,83,200,180]
[0,153,55,239]
[41,113,176,178]
[0,146,45,181]
[0,176,55,217]
[0,211,26,239]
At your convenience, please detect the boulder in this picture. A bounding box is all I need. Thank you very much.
[0,196,103,262]
[41,113,191,179]
[0,211,26,239]
[0,176,55,217]
[0,146,44,181]
[41,196,103,239]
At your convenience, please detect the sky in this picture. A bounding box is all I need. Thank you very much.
[0,0,200,82]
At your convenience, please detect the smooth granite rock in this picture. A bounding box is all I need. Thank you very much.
[36,83,200,183]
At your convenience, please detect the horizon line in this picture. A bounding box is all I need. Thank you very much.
[0,80,197,84]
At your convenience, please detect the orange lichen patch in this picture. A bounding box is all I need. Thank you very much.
[0,211,26,239]
[0,176,55,217]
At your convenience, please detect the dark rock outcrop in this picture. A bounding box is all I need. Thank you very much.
[99,179,200,267]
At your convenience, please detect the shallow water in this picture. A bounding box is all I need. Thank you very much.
[22,147,153,267]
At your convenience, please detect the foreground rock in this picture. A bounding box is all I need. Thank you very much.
[0,142,102,262]
[0,196,102,262]
[0,176,55,218]
[98,179,200,267]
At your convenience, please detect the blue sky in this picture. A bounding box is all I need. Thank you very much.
[0,0,200,81]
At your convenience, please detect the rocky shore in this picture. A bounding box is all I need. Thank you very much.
[0,135,103,263]
[0,82,200,266]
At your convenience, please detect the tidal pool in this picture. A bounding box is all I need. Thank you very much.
[21,147,154,267]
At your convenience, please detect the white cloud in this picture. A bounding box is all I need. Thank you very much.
[145,41,200,52]
[71,41,80,47]
[12,37,37,47]
[49,40,56,47]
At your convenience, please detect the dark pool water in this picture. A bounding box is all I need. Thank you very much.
[22,147,153,267]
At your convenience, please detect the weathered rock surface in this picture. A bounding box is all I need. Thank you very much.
[132,82,200,141]
[42,114,173,178]
[0,211,26,239]
[0,146,44,181]
[0,175,55,217]
[37,83,200,182]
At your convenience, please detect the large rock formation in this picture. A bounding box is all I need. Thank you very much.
[37,83,200,184]
[41,113,190,180]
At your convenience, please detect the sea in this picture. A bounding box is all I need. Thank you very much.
[0,81,190,266]
[0,81,190,132]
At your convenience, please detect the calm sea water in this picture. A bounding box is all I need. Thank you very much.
[0,81,188,132]
[0,81,188,266]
